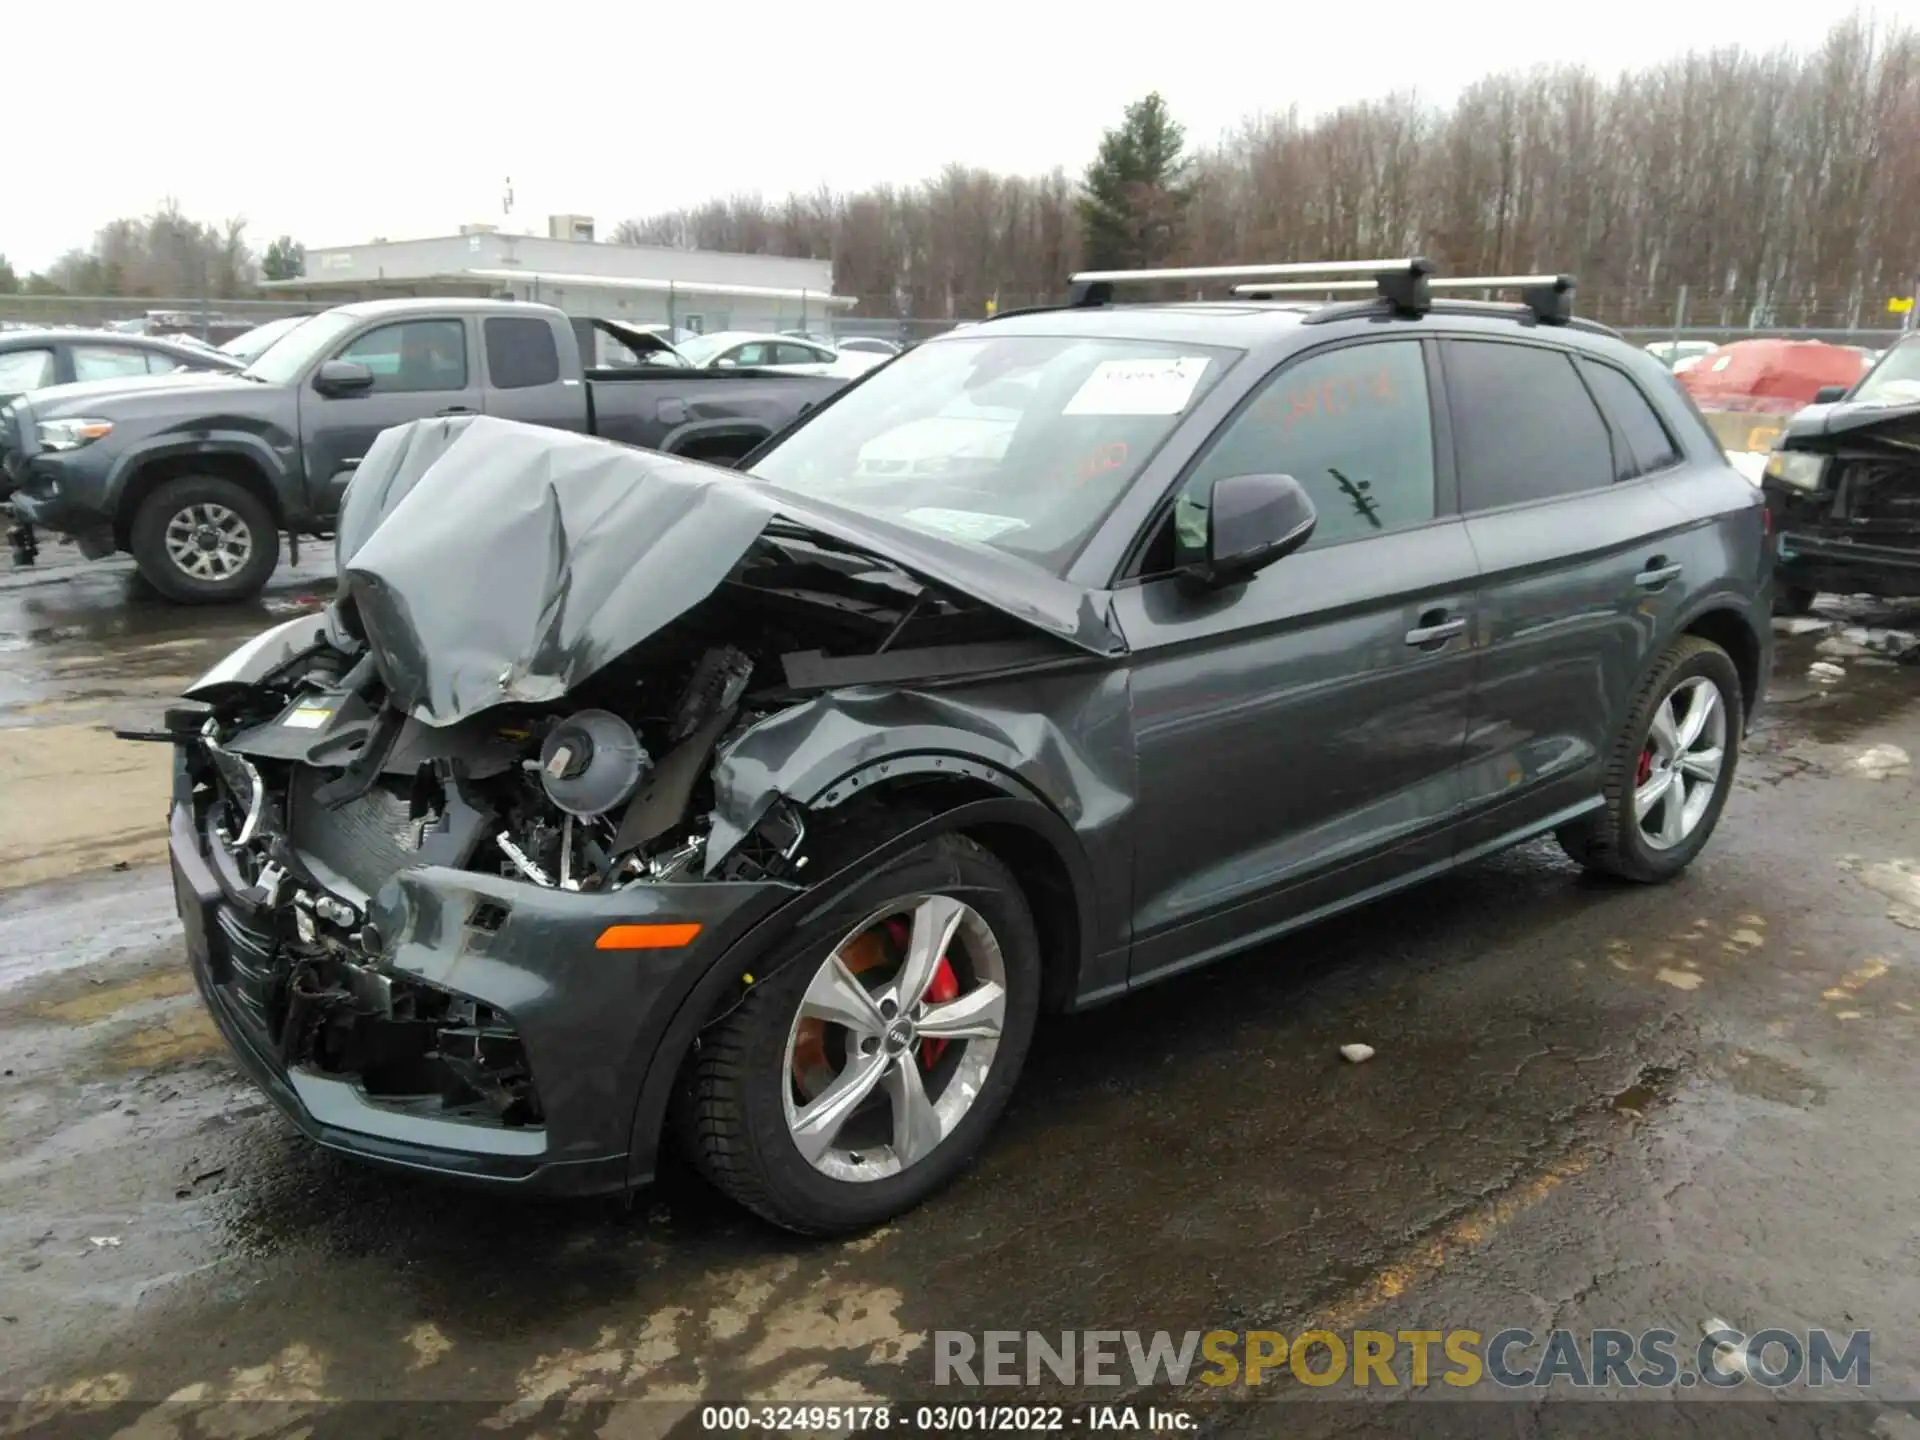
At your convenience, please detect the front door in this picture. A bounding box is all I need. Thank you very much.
[1116,337,1479,984]
[299,316,482,515]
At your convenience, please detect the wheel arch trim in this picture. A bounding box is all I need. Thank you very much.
[621,790,1097,1189]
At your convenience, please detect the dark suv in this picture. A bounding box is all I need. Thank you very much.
[160,259,1770,1235]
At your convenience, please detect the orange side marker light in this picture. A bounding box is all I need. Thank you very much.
[595,922,703,950]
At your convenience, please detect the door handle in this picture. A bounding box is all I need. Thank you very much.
[435,405,475,416]
[1635,556,1683,589]
[1405,611,1467,648]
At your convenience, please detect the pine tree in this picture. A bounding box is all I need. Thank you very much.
[1079,93,1192,271]
[262,236,306,282]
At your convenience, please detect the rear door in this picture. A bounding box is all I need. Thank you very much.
[1443,337,1693,850]
[1116,336,1481,983]
[299,316,482,515]
[480,314,588,433]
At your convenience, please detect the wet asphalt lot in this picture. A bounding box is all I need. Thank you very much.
[1,543,1918,1438]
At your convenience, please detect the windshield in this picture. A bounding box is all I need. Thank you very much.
[243,310,362,384]
[222,314,311,364]
[674,334,732,366]
[748,333,1237,573]
[1853,339,1920,406]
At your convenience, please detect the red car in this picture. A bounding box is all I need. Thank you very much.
[1679,338,1871,416]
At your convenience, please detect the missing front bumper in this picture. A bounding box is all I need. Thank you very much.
[170,792,797,1192]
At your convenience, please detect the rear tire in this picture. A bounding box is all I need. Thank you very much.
[1773,584,1817,617]
[1556,636,1743,883]
[129,475,278,604]
[677,831,1041,1235]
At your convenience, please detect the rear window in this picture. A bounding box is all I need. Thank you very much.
[1581,360,1681,477]
[1444,341,1614,509]
[484,317,561,390]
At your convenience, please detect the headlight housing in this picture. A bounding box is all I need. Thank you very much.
[1763,450,1828,492]
[36,417,114,452]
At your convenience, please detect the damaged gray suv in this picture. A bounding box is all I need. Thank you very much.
[156,259,1772,1234]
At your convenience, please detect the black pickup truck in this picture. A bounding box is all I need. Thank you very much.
[1,298,849,601]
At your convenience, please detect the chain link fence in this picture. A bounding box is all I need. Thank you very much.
[12,285,1911,358]
[0,295,335,344]
[834,286,1919,348]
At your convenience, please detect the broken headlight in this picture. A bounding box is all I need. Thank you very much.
[1763,451,1829,492]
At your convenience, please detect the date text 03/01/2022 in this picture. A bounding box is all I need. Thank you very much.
[697,1403,1194,1431]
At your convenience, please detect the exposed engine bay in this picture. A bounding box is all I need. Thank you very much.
[195,527,1047,898]
[160,414,1102,1132]
[175,527,1057,1126]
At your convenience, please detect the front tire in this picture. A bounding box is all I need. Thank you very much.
[1557,636,1743,883]
[678,831,1041,1235]
[129,475,278,604]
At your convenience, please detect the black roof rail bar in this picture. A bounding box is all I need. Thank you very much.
[1426,273,1575,324]
[1068,257,1434,316]
[1234,269,1577,324]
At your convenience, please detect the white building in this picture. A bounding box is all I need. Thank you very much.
[260,219,853,345]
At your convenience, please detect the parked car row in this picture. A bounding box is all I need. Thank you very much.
[2,301,859,597]
[1,329,250,562]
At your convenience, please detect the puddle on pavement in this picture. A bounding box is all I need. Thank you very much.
[0,867,178,995]
[1610,1062,1682,1117]
[1718,1049,1831,1108]
[1764,599,1920,746]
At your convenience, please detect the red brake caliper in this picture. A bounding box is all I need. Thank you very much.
[885,917,960,1069]
[1636,747,1654,786]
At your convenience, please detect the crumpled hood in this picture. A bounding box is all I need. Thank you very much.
[1779,397,1920,458]
[335,415,1125,726]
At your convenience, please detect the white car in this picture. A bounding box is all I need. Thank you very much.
[675,331,885,378]
[1644,340,1718,372]
[220,314,315,366]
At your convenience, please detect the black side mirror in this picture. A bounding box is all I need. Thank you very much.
[1812,385,1850,405]
[314,359,375,396]
[1177,472,1318,589]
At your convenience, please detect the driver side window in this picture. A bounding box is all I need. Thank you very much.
[335,319,469,394]
[1171,339,1436,561]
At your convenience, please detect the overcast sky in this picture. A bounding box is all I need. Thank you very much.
[7,0,1896,272]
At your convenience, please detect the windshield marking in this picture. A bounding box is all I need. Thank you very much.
[1062,355,1212,416]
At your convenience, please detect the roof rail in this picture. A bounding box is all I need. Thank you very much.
[1429,274,1575,324]
[1068,258,1434,317]
[1234,270,1577,325]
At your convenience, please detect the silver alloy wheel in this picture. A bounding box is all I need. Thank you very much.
[163,502,253,581]
[1635,674,1727,851]
[781,894,1007,1183]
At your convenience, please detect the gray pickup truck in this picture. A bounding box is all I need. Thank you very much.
[1,298,849,601]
